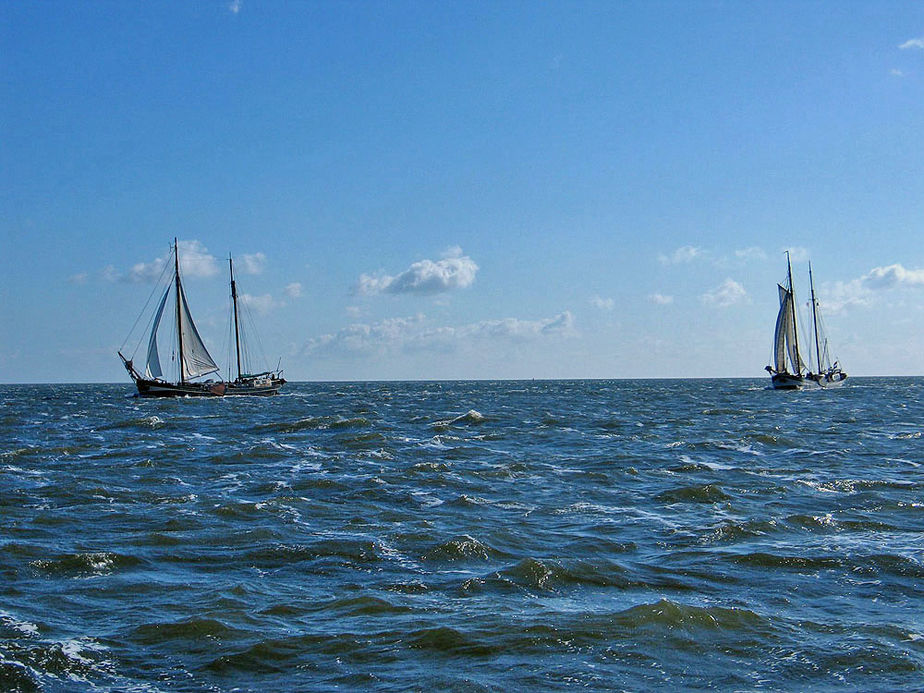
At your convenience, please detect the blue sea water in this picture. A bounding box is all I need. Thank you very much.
[1,378,922,691]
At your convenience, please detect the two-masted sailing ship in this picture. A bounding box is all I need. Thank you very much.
[119,240,285,397]
[765,252,847,390]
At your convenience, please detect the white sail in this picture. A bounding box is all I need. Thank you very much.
[178,282,220,379]
[144,287,171,379]
[773,284,790,373]
[772,283,805,374]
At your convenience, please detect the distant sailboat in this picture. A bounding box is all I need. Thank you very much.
[224,255,286,396]
[119,240,226,397]
[804,262,848,388]
[765,253,847,390]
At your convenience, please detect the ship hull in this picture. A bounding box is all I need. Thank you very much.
[133,378,226,398]
[770,371,848,390]
[224,381,284,396]
[803,371,848,389]
[770,373,805,390]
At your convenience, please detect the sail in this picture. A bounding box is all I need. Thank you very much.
[144,286,171,379]
[178,281,220,379]
[772,284,790,372]
[773,284,805,374]
[785,303,805,374]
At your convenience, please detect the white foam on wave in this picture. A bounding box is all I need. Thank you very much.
[0,609,40,637]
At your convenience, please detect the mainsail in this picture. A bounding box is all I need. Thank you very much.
[178,281,220,379]
[772,256,805,375]
[772,284,791,373]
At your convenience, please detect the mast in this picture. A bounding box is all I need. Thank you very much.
[230,255,243,380]
[786,251,802,374]
[175,238,186,383]
[809,262,822,374]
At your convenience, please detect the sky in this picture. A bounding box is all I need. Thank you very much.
[2,1,923,383]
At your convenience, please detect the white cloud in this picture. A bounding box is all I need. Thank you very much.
[239,252,267,275]
[125,240,219,283]
[811,264,924,315]
[701,278,748,307]
[239,293,279,315]
[899,37,924,50]
[658,245,703,265]
[649,293,674,305]
[891,68,906,77]
[590,295,615,311]
[735,247,767,262]
[102,265,120,282]
[284,282,302,299]
[229,0,243,14]
[821,278,871,314]
[356,247,478,296]
[303,311,575,357]
[68,273,88,285]
[862,264,924,289]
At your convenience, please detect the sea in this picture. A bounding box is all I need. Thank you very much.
[1,378,922,692]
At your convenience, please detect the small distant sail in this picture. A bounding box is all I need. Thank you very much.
[178,282,220,379]
[144,287,171,379]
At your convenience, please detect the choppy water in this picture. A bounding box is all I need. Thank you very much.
[1,378,922,691]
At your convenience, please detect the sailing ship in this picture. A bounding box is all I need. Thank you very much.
[119,239,226,397]
[119,242,287,397]
[224,254,286,396]
[765,253,847,390]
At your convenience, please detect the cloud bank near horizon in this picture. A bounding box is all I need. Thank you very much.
[303,311,575,358]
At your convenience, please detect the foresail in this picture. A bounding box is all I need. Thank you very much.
[178,283,220,379]
[145,287,171,379]
[773,285,789,372]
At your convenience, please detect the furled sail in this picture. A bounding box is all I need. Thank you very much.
[144,286,171,379]
[178,282,220,379]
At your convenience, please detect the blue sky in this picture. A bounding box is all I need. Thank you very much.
[2,1,923,383]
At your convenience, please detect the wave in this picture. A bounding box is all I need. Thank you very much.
[488,557,635,591]
[131,617,245,644]
[422,535,504,563]
[431,410,487,430]
[255,416,372,433]
[29,551,142,577]
[241,539,383,568]
[656,484,731,503]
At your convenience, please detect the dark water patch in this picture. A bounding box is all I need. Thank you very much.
[0,660,40,693]
[700,518,781,543]
[656,484,731,504]
[130,617,246,644]
[422,535,504,563]
[490,557,634,592]
[338,431,388,447]
[611,599,766,632]
[786,513,898,534]
[327,595,413,617]
[727,552,844,572]
[406,626,498,657]
[29,551,142,578]
[329,417,373,430]
[253,416,330,433]
[94,415,167,431]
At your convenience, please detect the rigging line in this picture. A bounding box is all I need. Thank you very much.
[120,252,174,357]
